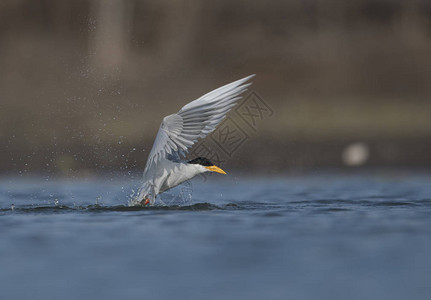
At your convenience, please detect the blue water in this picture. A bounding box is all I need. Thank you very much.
[1,172,431,300]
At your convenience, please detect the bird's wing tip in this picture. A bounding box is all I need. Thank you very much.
[240,74,256,82]
[236,74,256,87]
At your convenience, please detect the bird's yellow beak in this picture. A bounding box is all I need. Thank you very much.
[205,165,227,174]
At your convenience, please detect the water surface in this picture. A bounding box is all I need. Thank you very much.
[1,172,431,299]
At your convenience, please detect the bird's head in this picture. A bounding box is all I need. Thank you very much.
[187,157,226,174]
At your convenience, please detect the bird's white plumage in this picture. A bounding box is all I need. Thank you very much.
[133,75,255,206]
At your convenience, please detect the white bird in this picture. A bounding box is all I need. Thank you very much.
[132,75,255,206]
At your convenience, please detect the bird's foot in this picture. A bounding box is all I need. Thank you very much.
[141,197,150,206]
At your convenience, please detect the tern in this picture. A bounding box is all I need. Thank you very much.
[133,75,255,206]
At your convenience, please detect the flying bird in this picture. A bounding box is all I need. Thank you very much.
[133,75,255,206]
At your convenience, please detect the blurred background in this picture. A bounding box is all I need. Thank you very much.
[1,0,431,176]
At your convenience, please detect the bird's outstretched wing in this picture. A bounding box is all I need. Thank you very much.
[144,74,255,173]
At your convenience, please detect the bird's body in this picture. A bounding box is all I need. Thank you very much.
[132,75,254,206]
[141,159,204,195]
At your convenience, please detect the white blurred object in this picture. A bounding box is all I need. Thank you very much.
[342,142,370,166]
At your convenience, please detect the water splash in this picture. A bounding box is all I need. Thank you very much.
[159,180,193,206]
[0,202,222,213]
[128,180,194,207]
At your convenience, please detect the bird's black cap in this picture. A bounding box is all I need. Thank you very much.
[188,157,213,166]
